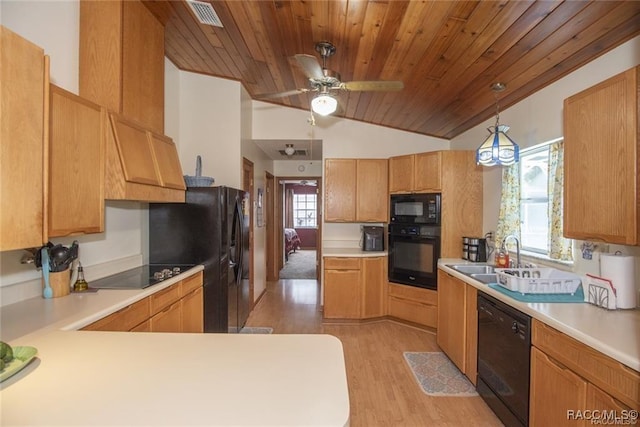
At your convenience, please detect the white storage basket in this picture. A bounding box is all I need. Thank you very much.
[495,268,581,295]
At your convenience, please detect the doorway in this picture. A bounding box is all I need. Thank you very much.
[269,176,322,281]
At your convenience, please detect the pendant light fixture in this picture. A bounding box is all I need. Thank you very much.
[476,82,519,166]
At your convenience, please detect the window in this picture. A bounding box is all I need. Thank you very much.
[497,139,572,262]
[293,193,316,228]
[520,146,549,254]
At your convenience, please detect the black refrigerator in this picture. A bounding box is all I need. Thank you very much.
[149,186,250,333]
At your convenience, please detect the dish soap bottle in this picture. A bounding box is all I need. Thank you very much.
[495,244,509,268]
[73,264,88,292]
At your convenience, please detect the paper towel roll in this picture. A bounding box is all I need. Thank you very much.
[600,253,637,309]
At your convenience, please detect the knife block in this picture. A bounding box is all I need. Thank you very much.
[44,270,70,298]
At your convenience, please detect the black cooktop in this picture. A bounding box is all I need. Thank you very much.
[89,264,195,289]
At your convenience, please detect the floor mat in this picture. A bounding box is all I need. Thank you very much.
[239,327,273,334]
[403,352,478,397]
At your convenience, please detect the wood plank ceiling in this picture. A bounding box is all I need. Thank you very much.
[143,0,640,140]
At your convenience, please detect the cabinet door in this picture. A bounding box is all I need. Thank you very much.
[356,159,388,222]
[109,114,161,186]
[324,268,361,319]
[564,67,638,245]
[1,27,47,250]
[122,0,164,134]
[324,159,357,222]
[464,284,478,385]
[530,347,588,427]
[149,133,187,190]
[436,272,466,371]
[181,287,204,333]
[49,85,105,237]
[414,152,442,191]
[586,383,631,413]
[361,257,387,318]
[150,300,182,332]
[388,155,414,193]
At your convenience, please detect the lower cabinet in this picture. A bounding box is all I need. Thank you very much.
[530,320,639,426]
[436,270,477,384]
[323,256,386,319]
[387,283,437,328]
[82,270,203,333]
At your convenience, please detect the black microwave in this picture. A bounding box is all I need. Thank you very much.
[390,193,441,225]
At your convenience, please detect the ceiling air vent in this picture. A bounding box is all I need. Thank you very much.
[279,149,307,157]
[186,0,223,27]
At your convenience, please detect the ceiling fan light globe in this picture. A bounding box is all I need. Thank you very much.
[284,144,296,156]
[311,94,337,116]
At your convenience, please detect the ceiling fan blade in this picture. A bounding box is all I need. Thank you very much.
[294,54,324,80]
[341,80,404,92]
[255,88,313,100]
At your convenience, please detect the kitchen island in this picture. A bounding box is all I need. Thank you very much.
[0,266,350,426]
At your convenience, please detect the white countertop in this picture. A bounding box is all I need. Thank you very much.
[438,259,640,372]
[0,265,350,427]
[323,247,388,257]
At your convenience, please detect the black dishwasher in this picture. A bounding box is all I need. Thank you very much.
[477,292,531,427]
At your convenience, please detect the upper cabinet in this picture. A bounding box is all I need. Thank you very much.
[324,159,388,223]
[0,27,49,251]
[80,0,164,134]
[106,113,185,202]
[564,66,639,245]
[49,85,105,237]
[389,151,442,193]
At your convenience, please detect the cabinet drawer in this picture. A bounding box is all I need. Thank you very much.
[532,320,640,409]
[181,271,203,295]
[150,282,182,314]
[324,257,361,270]
[388,283,437,305]
[82,298,150,331]
[150,300,182,332]
[388,296,437,327]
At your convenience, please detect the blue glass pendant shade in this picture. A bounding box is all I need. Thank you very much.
[476,124,519,166]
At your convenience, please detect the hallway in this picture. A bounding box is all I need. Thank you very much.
[245,280,502,427]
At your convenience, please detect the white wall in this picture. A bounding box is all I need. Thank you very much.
[450,36,640,286]
[253,100,450,244]
[1,0,146,306]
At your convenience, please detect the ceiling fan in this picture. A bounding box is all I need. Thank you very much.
[258,41,404,116]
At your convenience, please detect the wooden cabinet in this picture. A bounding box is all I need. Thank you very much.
[48,85,105,237]
[82,298,151,332]
[436,271,478,384]
[181,287,204,333]
[563,66,639,245]
[0,26,49,251]
[436,272,466,371]
[388,151,482,257]
[323,257,387,319]
[80,0,164,134]
[530,320,640,425]
[530,346,588,427]
[356,159,389,222]
[105,112,185,202]
[82,270,204,333]
[361,257,387,318]
[324,159,388,222]
[150,300,182,332]
[387,283,437,328]
[323,257,361,319]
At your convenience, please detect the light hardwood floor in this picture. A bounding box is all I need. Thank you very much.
[245,279,503,427]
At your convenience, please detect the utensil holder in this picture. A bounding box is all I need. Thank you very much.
[44,270,70,298]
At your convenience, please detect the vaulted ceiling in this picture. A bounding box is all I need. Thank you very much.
[143,0,640,140]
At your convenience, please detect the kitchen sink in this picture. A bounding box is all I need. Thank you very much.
[446,264,495,275]
[470,273,498,284]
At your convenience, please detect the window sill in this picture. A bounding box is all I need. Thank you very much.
[512,250,574,271]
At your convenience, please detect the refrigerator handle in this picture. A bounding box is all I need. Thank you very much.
[233,197,243,282]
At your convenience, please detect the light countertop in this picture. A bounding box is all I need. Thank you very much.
[438,259,640,372]
[0,265,350,427]
[323,247,388,257]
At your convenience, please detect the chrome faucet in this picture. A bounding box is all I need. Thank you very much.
[503,234,521,268]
